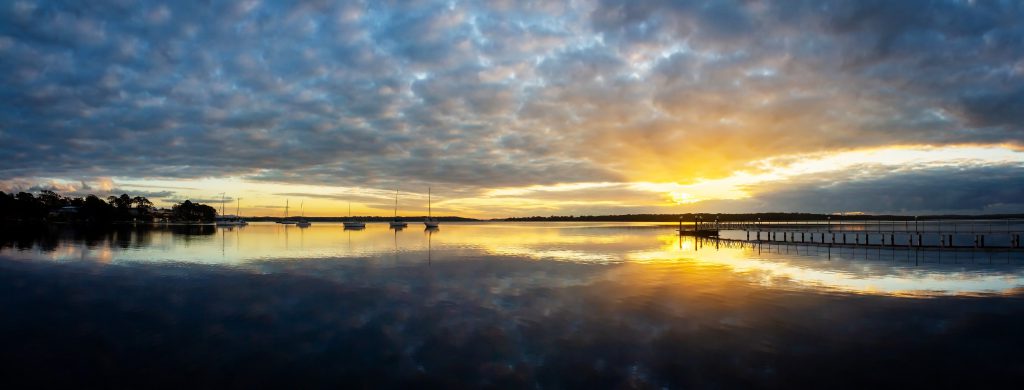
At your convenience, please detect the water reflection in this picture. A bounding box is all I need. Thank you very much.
[1,222,1023,296]
[426,226,438,265]
[641,233,1024,296]
[3,222,1024,387]
[1,224,212,252]
[3,248,1024,387]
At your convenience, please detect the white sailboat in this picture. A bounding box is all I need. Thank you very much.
[389,189,408,228]
[424,187,439,228]
[215,193,246,226]
[343,202,365,229]
[295,201,311,227]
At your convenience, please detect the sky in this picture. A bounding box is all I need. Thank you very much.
[1,0,1023,218]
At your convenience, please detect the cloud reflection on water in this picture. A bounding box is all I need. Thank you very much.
[3,246,1024,388]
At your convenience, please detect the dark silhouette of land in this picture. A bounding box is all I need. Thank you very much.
[0,191,217,224]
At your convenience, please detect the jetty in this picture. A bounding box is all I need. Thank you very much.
[676,216,722,237]
[678,217,1024,251]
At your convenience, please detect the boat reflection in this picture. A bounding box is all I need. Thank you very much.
[425,226,438,265]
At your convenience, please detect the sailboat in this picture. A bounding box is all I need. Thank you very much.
[215,193,246,226]
[295,201,311,227]
[343,202,365,229]
[277,199,296,224]
[389,189,408,228]
[236,198,248,226]
[424,187,439,228]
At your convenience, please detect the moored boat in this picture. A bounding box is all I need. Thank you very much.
[424,187,439,228]
[216,194,248,226]
[343,202,365,229]
[277,199,297,224]
[390,189,408,228]
[295,201,311,227]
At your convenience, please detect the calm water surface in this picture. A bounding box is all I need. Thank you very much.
[2,222,1024,387]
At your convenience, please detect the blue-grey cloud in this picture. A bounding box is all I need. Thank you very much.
[0,0,1022,212]
[11,182,175,201]
[730,163,1024,215]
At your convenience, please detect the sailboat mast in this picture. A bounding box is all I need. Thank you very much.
[236,198,240,217]
[285,199,289,219]
[428,187,432,218]
[221,193,226,216]
[300,201,304,218]
[394,189,399,218]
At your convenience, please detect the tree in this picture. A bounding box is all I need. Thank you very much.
[130,196,154,221]
[0,190,155,223]
[38,190,68,210]
[15,192,36,204]
[108,194,132,210]
[13,192,45,220]
[132,196,153,210]
[81,195,114,222]
[0,191,15,220]
[170,200,217,222]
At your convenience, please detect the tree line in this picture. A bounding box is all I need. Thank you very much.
[0,190,218,223]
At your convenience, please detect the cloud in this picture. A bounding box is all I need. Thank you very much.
[743,164,1024,215]
[1,0,1022,214]
[0,177,185,206]
[959,87,1024,128]
[444,156,1024,216]
[164,197,233,205]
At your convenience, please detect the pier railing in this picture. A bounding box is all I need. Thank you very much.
[677,219,1023,250]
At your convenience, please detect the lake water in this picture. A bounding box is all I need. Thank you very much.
[3,222,1024,387]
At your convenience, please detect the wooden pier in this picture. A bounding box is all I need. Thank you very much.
[676,216,721,237]
[677,218,1024,251]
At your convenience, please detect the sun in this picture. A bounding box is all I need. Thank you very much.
[670,191,700,204]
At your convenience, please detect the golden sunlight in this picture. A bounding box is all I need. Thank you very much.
[670,191,700,204]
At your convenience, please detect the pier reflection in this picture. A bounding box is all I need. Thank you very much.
[658,234,1024,296]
